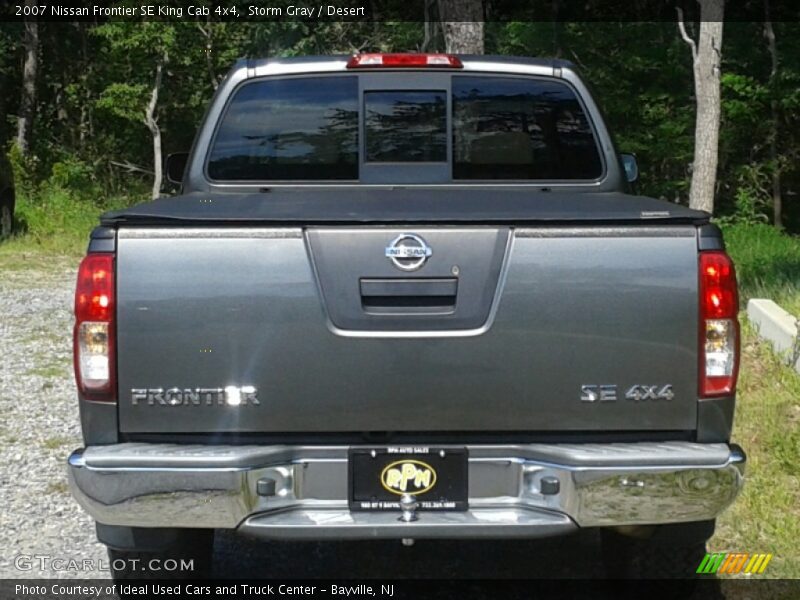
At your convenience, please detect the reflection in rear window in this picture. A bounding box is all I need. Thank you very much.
[365,91,447,162]
[207,77,358,180]
[452,76,602,180]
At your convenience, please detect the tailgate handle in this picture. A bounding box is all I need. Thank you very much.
[359,278,457,315]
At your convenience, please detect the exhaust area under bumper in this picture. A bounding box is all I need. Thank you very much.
[68,442,745,540]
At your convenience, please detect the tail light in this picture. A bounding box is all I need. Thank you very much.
[346,53,463,69]
[699,251,739,397]
[74,253,116,402]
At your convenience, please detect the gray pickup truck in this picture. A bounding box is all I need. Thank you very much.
[68,54,744,579]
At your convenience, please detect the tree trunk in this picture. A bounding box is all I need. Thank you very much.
[16,0,39,156]
[197,20,220,90]
[552,0,563,57]
[421,0,437,52]
[764,2,782,228]
[145,53,167,200]
[78,22,89,148]
[678,1,724,214]
[437,0,484,54]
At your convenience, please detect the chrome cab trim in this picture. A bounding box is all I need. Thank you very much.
[68,442,745,539]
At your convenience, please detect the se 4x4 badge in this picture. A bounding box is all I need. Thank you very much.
[581,384,674,402]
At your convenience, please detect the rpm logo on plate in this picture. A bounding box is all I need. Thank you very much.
[380,460,437,495]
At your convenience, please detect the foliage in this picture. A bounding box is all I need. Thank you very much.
[4,183,146,257]
[1,20,800,229]
[721,222,800,315]
[6,142,40,201]
[95,83,150,123]
[48,157,97,193]
[716,163,774,226]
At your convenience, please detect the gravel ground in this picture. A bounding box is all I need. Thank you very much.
[0,263,107,578]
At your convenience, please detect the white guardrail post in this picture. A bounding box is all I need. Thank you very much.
[746,299,800,374]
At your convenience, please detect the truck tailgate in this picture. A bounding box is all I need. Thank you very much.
[116,224,699,434]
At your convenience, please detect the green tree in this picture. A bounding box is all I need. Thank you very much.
[93,22,179,198]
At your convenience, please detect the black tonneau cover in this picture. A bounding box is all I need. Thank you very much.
[101,190,708,226]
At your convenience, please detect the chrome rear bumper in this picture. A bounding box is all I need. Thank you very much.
[68,442,745,540]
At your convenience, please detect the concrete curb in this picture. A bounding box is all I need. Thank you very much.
[746,299,800,373]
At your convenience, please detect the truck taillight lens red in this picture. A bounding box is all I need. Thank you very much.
[346,53,463,69]
[699,251,739,397]
[74,253,116,401]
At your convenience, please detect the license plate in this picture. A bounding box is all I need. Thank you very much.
[349,447,468,511]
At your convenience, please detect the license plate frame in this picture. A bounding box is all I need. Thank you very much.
[348,446,468,512]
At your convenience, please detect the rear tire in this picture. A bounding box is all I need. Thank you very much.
[104,528,214,581]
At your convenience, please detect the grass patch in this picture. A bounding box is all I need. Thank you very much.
[700,224,800,578]
[721,222,800,316]
[42,436,71,450]
[711,320,800,578]
[45,481,69,495]
[25,363,69,379]
[19,328,67,346]
[0,184,146,266]
[23,350,71,380]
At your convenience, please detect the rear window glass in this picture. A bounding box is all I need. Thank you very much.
[207,77,358,180]
[452,76,602,180]
[365,91,447,162]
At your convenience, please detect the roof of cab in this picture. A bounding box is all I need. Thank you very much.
[238,54,574,78]
[245,54,575,71]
